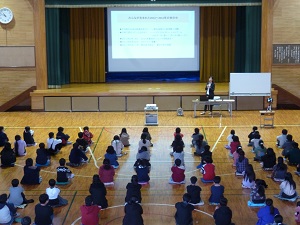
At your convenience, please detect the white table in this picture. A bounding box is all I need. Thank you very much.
[144,106,158,126]
[192,99,235,117]
[259,110,275,128]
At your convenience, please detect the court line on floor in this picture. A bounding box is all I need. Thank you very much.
[71,203,213,225]
[62,191,77,225]
[211,126,227,152]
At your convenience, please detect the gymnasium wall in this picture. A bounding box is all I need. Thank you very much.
[0,0,36,107]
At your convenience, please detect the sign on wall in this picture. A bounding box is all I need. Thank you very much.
[273,44,300,64]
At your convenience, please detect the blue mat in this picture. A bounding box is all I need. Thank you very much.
[273,194,299,202]
[169,177,186,184]
[201,178,214,183]
[247,200,266,207]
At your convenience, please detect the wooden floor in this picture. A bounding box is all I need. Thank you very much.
[1,110,300,225]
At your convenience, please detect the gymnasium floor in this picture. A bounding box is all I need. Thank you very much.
[0,110,299,225]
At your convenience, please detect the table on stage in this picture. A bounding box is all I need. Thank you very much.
[259,110,275,128]
[192,99,235,117]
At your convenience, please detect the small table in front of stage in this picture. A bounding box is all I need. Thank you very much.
[259,110,275,128]
[192,99,235,117]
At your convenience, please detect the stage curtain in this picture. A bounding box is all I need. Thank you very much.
[200,7,236,83]
[70,8,105,83]
[46,8,70,88]
[235,6,261,72]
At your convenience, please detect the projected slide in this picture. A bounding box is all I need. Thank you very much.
[107,7,200,72]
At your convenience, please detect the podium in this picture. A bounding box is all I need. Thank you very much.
[144,104,158,126]
[259,111,275,128]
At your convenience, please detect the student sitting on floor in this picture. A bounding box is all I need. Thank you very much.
[256,198,279,225]
[0,126,9,147]
[135,158,150,184]
[125,175,142,203]
[191,128,201,148]
[56,158,74,184]
[8,178,34,207]
[225,129,235,150]
[119,127,130,147]
[194,134,208,156]
[0,193,18,225]
[83,126,94,146]
[232,146,242,167]
[35,143,51,167]
[67,143,88,167]
[76,132,89,153]
[213,197,234,225]
[200,157,215,183]
[250,131,262,150]
[186,176,203,205]
[46,179,68,207]
[23,126,36,147]
[209,176,225,205]
[111,135,125,157]
[21,216,32,225]
[254,140,267,161]
[285,142,300,166]
[242,164,256,189]
[14,135,27,157]
[0,142,16,167]
[196,145,212,169]
[172,146,184,166]
[47,132,62,155]
[173,127,184,139]
[235,150,249,176]
[261,148,276,170]
[34,194,53,225]
[277,129,288,148]
[230,135,241,157]
[142,127,153,147]
[277,172,297,200]
[270,157,287,182]
[175,193,195,225]
[169,158,185,184]
[247,126,258,146]
[123,196,144,225]
[89,175,108,209]
[136,146,150,162]
[56,127,71,146]
[250,179,266,204]
[21,158,42,185]
[98,159,115,185]
[104,145,119,169]
[170,134,184,157]
[80,195,101,225]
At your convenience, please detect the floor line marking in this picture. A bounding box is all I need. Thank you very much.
[62,191,77,225]
[211,126,227,152]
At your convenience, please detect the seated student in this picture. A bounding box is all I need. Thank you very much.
[136,146,150,162]
[213,197,233,225]
[225,129,235,150]
[23,126,35,147]
[47,132,62,155]
[172,146,184,166]
[0,142,16,167]
[186,176,203,205]
[248,126,258,146]
[250,131,262,150]
[104,145,119,169]
[120,128,130,147]
[242,164,256,189]
[21,158,41,185]
[194,134,208,156]
[200,157,215,183]
[76,132,89,153]
[277,172,297,199]
[123,196,144,225]
[250,180,266,204]
[254,140,267,161]
[21,216,32,225]
[170,134,184,157]
[169,158,185,184]
[135,158,150,184]
[56,158,74,184]
[125,175,142,203]
[83,126,94,146]
[134,158,151,170]
[56,126,71,146]
[261,148,277,170]
[89,175,108,209]
[285,142,300,165]
[0,126,9,147]
[46,179,68,207]
[80,195,101,225]
[0,193,18,225]
[270,157,287,182]
[232,146,242,167]
[235,150,249,175]
[111,135,125,157]
[14,135,27,157]
[173,127,184,139]
[256,198,279,225]
[266,214,286,225]
[230,135,241,157]
[209,176,225,204]
[138,133,151,153]
[174,193,195,225]
[142,127,153,147]
[67,143,88,167]
[191,128,201,148]
[196,145,212,169]
[281,134,294,157]
[277,129,288,148]
[35,143,51,167]
[8,179,34,207]
[34,194,53,225]
[98,159,115,185]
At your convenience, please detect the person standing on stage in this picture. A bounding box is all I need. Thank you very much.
[201,76,215,115]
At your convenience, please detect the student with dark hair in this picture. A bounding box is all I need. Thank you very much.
[111,135,124,157]
[170,159,185,183]
[256,198,279,225]
[120,127,130,147]
[135,159,150,183]
[76,132,88,153]
[270,157,287,182]
[136,146,150,162]
[98,159,115,184]
[56,158,74,184]
[235,150,249,175]
[200,76,215,115]
[213,197,233,225]
[35,143,50,167]
[200,157,215,183]
[67,143,88,167]
[285,142,300,165]
[21,158,41,185]
[186,176,203,205]
[194,134,208,156]
[250,179,266,204]
[230,135,240,156]
[80,195,101,225]
[225,129,235,149]
[46,179,68,207]
[170,134,185,157]
[209,176,225,204]
[89,175,108,209]
[34,194,53,225]
[21,216,32,225]
[191,128,201,148]
[232,146,242,167]
[0,193,18,225]
[254,140,267,161]
[174,193,195,225]
[0,142,16,167]
[56,127,71,146]
[105,145,119,169]
[261,148,277,170]
[0,126,9,147]
[142,127,153,146]
[23,126,35,147]
[242,164,256,189]
[8,179,34,207]
[278,172,297,199]
[125,175,142,203]
[138,133,151,152]
[123,196,144,225]
[174,127,184,139]
[196,145,212,169]
[251,131,262,150]
[83,126,94,146]
[47,132,62,155]
[282,134,294,157]
[267,214,286,225]
[14,135,27,156]
[277,129,288,148]
[248,126,258,146]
